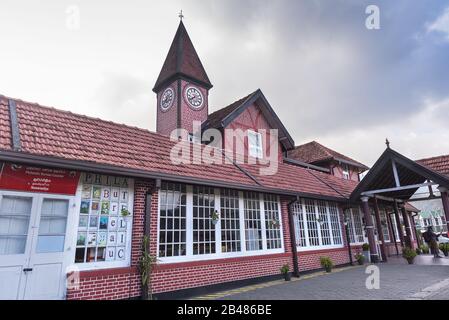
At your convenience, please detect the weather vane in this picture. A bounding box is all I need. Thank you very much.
[179,10,184,20]
[385,138,390,149]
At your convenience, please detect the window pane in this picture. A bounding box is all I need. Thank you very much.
[193,186,216,255]
[292,201,307,247]
[37,199,69,253]
[158,183,187,257]
[220,189,241,253]
[243,192,262,251]
[0,196,32,255]
[264,194,282,249]
[304,199,320,246]
[328,203,343,245]
[317,200,331,245]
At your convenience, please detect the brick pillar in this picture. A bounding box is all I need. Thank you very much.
[361,197,379,263]
[401,205,414,249]
[438,187,449,234]
[373,198,387,261]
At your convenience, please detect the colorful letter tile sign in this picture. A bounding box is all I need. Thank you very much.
[0,162,80,195]
[75,173,133,265]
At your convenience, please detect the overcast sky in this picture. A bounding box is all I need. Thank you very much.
[1,0,449,166]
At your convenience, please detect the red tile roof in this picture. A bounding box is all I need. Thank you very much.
[153,21,212,92]
[0,95,358,201]
[417,155,449,177]
[205,92,255,129]
[288,141,368,170]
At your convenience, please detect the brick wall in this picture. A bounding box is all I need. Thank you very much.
[67,181,359,299]
[67,179,156,300]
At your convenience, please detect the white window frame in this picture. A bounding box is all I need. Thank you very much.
[293,199,344,252]
[157,185,284,264]
[342,164,350,180]
[73,175,135,271]
[247,130,263,159]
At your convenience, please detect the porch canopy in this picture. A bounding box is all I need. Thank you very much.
[350,147,449,263]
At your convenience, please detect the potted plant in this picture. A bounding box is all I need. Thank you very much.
[320,256,334,273]
[280,264,291,281]
[402,247,417,265]
[420,244,430,254]
[355,253,365,265]
[439,243,449,257]
[138,235,158,300]
[415,247,422,255]
[362,243,370,263]
[211,210,220,225]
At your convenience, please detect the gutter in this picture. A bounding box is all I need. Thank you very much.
[0,150,349,203]
[287,196,300,277]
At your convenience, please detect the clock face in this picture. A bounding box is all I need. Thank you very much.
[185,86,204,109]
[160,87,175,111]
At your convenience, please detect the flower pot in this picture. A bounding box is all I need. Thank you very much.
[362,251,370,263]
[357,259,364,266]
[212,219,219,225]
[325,266,332,273]
[406,258,415,265]
[283,273,291,281]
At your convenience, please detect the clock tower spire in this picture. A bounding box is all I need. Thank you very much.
[153,20,213,136]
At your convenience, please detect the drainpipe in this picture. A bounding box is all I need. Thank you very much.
[287,196,300,278]
[342,204,354,266]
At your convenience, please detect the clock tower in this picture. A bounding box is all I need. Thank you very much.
[153,21,213,137]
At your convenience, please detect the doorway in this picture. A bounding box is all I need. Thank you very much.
[0,191,75,300]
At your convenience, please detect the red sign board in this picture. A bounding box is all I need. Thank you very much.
[0,163,80,195]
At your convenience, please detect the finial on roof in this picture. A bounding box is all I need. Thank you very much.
[385,138,390,149]
[178,10,184,20]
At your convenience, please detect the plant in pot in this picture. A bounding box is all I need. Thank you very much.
[280,264,291,281]
[420,244,430,254]
[362,243,370,263]
[415,247,422,255]
[354,253,365,265]
[402,246,417,265]
[138,235,158,300]
[211,210,220,225]
[320,256,334,273]
[439,243,449,257]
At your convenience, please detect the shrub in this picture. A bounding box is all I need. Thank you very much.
[280,264,290,275]
[355,253,365,265]
[320,256,334,272]
[402,247,417,264]
[362,243,370,251]
[439,243,449,255]
[420,244,430,254]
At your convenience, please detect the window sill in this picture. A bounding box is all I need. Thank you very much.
[157,248,285,264]
[297,245,345,252]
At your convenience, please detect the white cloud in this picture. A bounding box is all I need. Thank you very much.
[428,7,449,40]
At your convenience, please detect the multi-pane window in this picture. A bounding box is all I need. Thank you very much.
[304,199,320,246]
[345,209,356,244]
[192,186,216,255]
[328,203,343,245]
[157,184,284,261]
[379,208,390,242]
[158,183,187,258]
[248,130,263,159]
[317,201,332,245]
[0,196,32,255]
[342,164,350,180]
[352,208,365,243]
[292,199,344,249]
[391,214,401,241]
[243,192,263,251]
[263,194,282,250]
[220,189,241,253]
[292,202,307,247]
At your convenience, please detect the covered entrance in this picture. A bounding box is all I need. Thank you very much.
[350,146,449,263]
[0,191,75,299]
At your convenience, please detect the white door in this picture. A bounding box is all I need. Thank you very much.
[0,192,74,300]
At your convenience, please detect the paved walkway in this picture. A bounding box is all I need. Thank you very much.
[193,255,449,300]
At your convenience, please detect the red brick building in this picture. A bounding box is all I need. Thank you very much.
[0,21,447,300]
